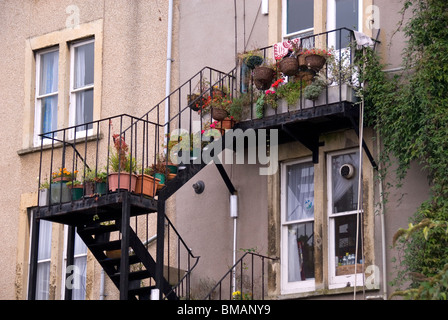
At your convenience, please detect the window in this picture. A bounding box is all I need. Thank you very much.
[281,159,315,293]
[70,39,94,137]
[62,227,87,300]
[283,0,314,39]
[35,220,52,300]
[327,0,362,49]
[34,48,59,145]
[327,149,363,288]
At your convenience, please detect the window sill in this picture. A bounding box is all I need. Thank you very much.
[17,133,104,156]
[277,286,379,300]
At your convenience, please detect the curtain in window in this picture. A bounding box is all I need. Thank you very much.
[286,163,314,221]
[74,42,94,132]
[286,162,315,282]
[39,51,58,136]
[71,231,87,300]
[36,220,52,300]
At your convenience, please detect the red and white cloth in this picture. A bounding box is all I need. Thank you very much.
[273,38,301,60]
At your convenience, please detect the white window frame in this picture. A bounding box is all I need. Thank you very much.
[327,148,364,289]
[282,0,314,40]
[34,47,59,147]
[280,157,316,294]
[69,38,95,139]
[61,226,88,300]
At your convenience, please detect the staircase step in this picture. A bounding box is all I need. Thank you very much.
[89,239,122,251]
[98,254,140,267]
[79,223,119,236]
[129,285,157,300]
[111,269,153,282]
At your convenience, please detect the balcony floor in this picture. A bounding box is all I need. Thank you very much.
[34,191,158,226]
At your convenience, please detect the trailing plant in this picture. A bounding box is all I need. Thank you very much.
[359,0,448,299]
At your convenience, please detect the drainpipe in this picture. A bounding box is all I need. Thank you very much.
[377,129,387,300]
[165,0,174,136]
[230,193,238,293]
[100,268,106,300]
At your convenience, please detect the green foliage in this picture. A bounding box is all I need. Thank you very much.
[276,79,306,105]
[362,0,448,299]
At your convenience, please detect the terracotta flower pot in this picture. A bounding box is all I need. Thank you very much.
[220,117,235,130]
[135,174,160,198]
[108,172,137,192]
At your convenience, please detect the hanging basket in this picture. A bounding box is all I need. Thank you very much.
[253,66,274,90]
[279,57,299,76]
[212,107,228,121]
[297,69,316,85]
[297,54,307,69]
[305,54,327,71]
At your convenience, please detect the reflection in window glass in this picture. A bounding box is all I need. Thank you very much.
[286,0,314,35]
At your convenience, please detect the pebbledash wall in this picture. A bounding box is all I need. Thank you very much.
[1,0,175,300]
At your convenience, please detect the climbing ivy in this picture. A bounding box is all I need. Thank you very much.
[359,0,448,299]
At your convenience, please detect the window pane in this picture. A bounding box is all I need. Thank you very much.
[287,0,314,34]
[72,256,87,300]
[74,42,94,89]
[286,162,314,221]
[36,261,50,300]
[41,96,58,136]
[334,214,362,275]
[39,50,59,95]
[336,0,358,48]
[331,152,359,213]
[288,222,314,281]
[75,88,93,131]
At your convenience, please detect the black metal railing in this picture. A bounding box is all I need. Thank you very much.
[203,252,278,300]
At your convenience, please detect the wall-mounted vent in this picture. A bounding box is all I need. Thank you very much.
[340,163,355,179]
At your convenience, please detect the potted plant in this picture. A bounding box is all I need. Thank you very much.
[38,177,50,206]
[151,154,168,188]
[239,50,264,70]
[135,166,160,198]
[302,48,332,72]
[108,134,138,192]
[253,58,277,90]
[50,167,77,204]
[304,77,327,101]
[85,168,108,196]
[210,92,232,121]
[66,179,84,200]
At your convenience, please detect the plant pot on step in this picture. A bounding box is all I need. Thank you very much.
[279,56,299,76]
[69,184,84,200]
[253,66,274,90]
[220,117,235,130]
[50,181,71,204]
[135,174,160,198]
[108,172,137,192]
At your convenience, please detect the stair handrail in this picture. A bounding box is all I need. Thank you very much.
[162,213,200,300]
[203,251,278,300]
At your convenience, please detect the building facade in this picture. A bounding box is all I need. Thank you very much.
[0,0,428,300]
